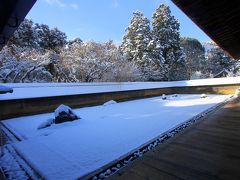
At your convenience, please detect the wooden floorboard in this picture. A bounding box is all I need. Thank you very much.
[109,97,240,180]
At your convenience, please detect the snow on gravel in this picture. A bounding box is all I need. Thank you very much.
[0,77,239,100]
[2,94,230,179]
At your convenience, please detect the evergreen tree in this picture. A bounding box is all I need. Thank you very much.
[8,19,67,52]
[141,52,165,81]
[120,11,153,80]
[180,37,205,79]
[8,19,37,48]
[152,4,185,81]
[35,24,67,52]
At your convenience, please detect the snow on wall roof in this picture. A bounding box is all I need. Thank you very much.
[0,77,239,100]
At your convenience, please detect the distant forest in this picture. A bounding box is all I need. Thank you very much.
[0,4,239,83]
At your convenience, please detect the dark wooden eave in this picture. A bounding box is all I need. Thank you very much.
[0,0,36,50]
[172,0,240,59]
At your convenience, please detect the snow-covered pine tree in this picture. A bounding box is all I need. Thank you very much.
[152,4,185,81]
[120,11,153,80]
[140,51,166,81]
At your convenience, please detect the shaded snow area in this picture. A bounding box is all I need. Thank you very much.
[0,76,239,100]
[2,94,230,179]
[0,85,13,94]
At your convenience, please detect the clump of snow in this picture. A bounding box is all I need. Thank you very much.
[0,85,13,94]
[54,104,80,124]
[162,94,167,100]
[172,94,178,97]
[103,100,117,106]
[37,118,54,129]
[200,94,207,98]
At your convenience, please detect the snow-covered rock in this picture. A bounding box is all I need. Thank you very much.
[162,94,167,100]
[0,85,13,94]
[200,94,207,98]
[103,100,117,106]
[54,104,80,124]
[37,118,54,129]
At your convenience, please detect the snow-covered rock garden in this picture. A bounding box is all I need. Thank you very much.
[0,94,231,179]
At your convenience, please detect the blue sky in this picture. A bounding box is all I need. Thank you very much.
[27,0,211,43]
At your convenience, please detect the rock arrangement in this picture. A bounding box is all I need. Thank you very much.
[54,104,80,124]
